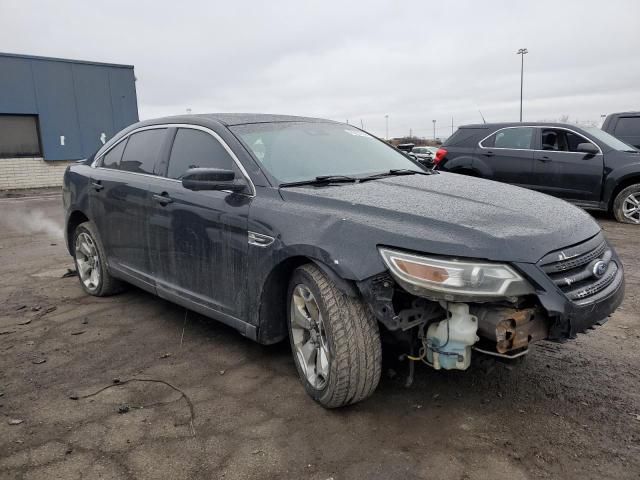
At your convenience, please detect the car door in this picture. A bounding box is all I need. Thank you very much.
[90,127,169,290]
[147,125,252,321]
[531,127,603,202]
[476,127,535,187]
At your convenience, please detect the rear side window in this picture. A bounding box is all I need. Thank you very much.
[482,127,534,149]
[614,117,640,136]
[167,128,235,180]
[101,139,127,169]
[444,128,487,147]
[120,129,167,175]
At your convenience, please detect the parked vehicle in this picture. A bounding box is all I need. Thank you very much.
[410,146,434,167]
[434,122,640,224]
[602,111,640,149]
[63,114,625,408]
[396,143,415,152]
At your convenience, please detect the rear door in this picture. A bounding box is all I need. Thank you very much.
[476,127,535,187]
[90,127,169,290]
[147,126,252,320]
[531,127,603,202]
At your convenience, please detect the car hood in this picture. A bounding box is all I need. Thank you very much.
[278,172,601,277]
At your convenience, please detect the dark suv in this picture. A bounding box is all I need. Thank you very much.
[602,111,640,150]
[434,122,640,224]
[63,114,624,408]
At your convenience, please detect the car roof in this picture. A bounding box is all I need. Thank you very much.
[142,113,338,127]
[458,122,589,129]
[605,111,640,117]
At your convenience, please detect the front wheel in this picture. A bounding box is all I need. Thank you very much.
[287,264,382,408]
[612,184,640,224]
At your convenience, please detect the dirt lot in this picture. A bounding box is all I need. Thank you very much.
[0,193,638,480]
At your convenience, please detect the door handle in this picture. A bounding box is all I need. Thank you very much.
[152,193,174,205]
[91,180,104,191]
[537,156,551,163]
[483,150,494,157]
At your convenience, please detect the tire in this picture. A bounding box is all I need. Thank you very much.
[287,264,382,408]
[72,221,124,296]
[612,183,640,224]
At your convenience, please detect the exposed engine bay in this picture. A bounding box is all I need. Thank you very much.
[360,272,551,374]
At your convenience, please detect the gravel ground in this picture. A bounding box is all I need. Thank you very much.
[0,194,638,480]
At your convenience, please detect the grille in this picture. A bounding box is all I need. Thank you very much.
[538,234,620,303]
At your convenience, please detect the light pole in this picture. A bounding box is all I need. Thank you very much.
[385,114,389,140]
[432,119,436,140]
[516,48,528,122]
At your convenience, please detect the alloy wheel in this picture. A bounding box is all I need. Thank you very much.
[622,193,640,224]
[290,284,330,389]
[75,232,101,291]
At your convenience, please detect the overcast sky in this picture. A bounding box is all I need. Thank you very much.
[2,0,639,138]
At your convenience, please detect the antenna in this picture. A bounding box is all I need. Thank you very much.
[478,110,487,124]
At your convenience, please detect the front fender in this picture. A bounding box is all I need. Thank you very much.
[602,166,640,206]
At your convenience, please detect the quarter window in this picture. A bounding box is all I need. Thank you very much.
[167,128,235,180]
[101,139,127,169]
[120,129,166,175]
[482,128,534,149]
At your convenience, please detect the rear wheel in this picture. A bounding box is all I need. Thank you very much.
[73,221,123,296]
[287,264,382,408]
[613,184,640,224]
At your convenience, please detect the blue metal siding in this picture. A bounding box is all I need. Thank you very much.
[0,57,38,113]
[0,53,138,160]
[31,60,84,160]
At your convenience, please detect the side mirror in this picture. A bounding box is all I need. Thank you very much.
[181,168,246,192]
[576,143,599,155]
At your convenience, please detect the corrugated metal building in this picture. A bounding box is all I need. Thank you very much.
[0,52,139,189]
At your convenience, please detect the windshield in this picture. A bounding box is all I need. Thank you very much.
[582,126,638,151]
[230,122,421,183]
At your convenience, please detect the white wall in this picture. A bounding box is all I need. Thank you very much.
[0,157,73,190]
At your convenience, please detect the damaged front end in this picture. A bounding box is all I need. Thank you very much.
[359,239,624,372]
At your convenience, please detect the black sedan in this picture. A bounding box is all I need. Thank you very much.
[63,114,624,408]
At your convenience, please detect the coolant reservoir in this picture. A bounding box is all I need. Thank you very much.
[426,303,479,370]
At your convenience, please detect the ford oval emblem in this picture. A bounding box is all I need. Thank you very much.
[592,260,608,278]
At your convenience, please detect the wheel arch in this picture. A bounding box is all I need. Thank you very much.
[66,210,90,255]
[606,174,640,211]
[255,255,359,345]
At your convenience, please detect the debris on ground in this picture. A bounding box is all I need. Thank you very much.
[61,269,77,278]
[118,404,130,414]
[17,318,32,325]
[71,378,196,435]
[70,331,85,336]
[8,419,24,425]
[15,305,26,311]
[160,353,172,359]
[219,370,226,375]
[32,358,47,365]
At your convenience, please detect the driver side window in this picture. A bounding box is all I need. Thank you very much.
[541,128,596,153]
[167,128,236,180]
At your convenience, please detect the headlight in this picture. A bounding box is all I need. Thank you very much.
[378,247,534,300]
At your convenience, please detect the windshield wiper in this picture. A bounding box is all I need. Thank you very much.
[279,175,359,188]
[359,169,432,182]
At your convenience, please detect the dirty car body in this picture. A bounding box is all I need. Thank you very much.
[63,114,625,407]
